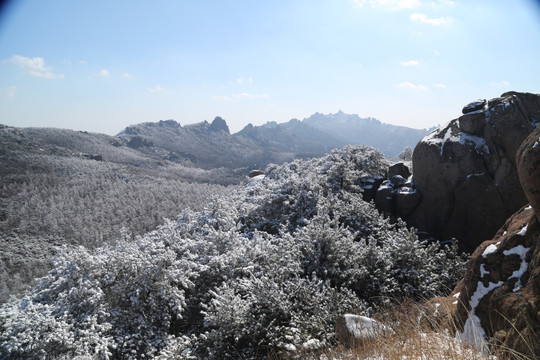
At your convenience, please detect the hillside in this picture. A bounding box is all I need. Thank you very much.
[0,125,233,303]
[0,145,467,359]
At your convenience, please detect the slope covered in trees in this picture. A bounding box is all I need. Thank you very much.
[0,146,468,359]
[0,125,231,303]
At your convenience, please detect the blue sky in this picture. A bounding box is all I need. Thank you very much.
[1,0,539,135]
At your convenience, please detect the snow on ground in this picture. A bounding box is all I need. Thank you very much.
[317,330,496,360]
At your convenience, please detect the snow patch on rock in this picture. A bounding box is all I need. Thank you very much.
[503,245,531,292]
[482,242,500,258]
[460,133,490,154]
[480,264,490,278]
[517,224,528,236]
[458,281,504,352]
[343,314,394,340]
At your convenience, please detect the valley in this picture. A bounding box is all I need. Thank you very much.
[1,93,540,359]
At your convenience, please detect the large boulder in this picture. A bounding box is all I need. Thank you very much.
[408,92,540,251]
[428,126,540,357]
[517,124,540,222]
[335,314,394,347]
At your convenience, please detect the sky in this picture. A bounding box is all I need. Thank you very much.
[0,0,539,135]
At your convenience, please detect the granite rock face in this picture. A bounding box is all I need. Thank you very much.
[517,124,540,222]
[408,92,540,251]
[427,127,540,357]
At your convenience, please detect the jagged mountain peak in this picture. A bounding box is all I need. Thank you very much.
[209,116,230,133]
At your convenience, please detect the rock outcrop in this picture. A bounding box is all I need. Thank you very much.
[335,314,394,347]
[361,162,422,219]
[208,116,230,133]
[428,125,540,357]
[408,92,540,251]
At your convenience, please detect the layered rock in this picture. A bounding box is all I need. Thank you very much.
[408,92,540,251]
[428,125,540,357]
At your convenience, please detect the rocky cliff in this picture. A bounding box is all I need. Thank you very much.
[408,92,540,251]
[428,124,540,357]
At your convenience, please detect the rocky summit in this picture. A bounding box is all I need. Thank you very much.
[428,124,540,357]
[408,91,540,251]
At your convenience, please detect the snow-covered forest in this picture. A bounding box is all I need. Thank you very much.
[0,130,231,304]
[0,145,468,359]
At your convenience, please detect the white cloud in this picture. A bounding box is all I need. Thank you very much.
[236,77,253,84]
[99,69,110,77]
[147,85,167,93]
[123,73,133,79]
[353,0,421,9]
[400,60,419,66]
[5,55,64,79]
[490,80,510,86]
[410,13,453,25]
[433,83,446,88]
[232,93,269,99]
[394,81,428,90]
[0,86,17,99]
[434,49,441,56]
[79,60,87,65]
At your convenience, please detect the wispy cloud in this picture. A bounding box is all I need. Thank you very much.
[232,93,269,99]
[410,13,453,25]
[490,80,510,86]
[147,85,167,93]
[0,86,17,99]
[394,81,428,90]
[5,55,64,79]
[400,60,419,66]
[99,69,110,77]
[123,73,133,79]
[434,50,441,56]
[433,83,446,88]
[352,0,421,10]
[236,77,253,84]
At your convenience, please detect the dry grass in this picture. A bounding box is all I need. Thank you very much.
[287,300,537,360]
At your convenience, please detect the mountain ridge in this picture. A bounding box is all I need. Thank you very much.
[115,111,429,169]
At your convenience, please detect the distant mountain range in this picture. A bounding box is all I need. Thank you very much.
[1,112,429,177]
[116,111,430,169]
